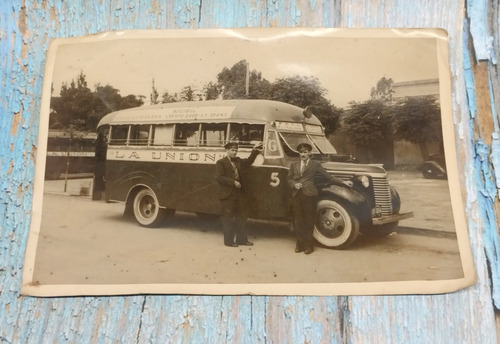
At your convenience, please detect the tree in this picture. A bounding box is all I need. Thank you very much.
[161,91,178,103]
[179,86,201,101]
[370,77,394,102]
[50,72,144,130]
[269,75,342,134]
[118,94,145,110]
[391,95,442,160]
[50,72,106,130]
[150,78,159,105]
[344,100,392,147]
[203,81,221,100]
[217,60,271,99]
[343,99,394,166]
[94,84,122,112]
[94,84,143,111]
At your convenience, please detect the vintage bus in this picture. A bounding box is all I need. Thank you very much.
[45,130,96,180]
[93,99,412,249]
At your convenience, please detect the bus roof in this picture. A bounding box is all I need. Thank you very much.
[97,100,323,127]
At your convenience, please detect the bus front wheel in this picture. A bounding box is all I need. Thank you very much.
[133,188,167,227]
[313,199,359,249]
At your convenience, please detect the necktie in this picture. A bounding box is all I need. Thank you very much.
[300,161,306,176]
[230,159,239,181]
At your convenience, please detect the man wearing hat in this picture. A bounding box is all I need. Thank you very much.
[287,142,344,254]
[215,141,263,247]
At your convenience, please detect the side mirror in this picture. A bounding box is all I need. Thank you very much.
[303,106,314,119]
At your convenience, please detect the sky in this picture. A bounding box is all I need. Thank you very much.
[49,29,443,108]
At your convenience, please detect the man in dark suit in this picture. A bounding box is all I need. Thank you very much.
[215,141,263,247]
[287,142,344,254]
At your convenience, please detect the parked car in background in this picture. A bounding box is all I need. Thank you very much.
[422,154,447,179]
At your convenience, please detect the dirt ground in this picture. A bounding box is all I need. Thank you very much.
[29,171,466,289]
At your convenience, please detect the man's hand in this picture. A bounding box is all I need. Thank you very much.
[342,180,353,187]
[253,141,264,151]
[234,181,242,188]
[294,183,302,190]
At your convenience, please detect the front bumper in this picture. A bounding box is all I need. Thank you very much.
[372,212,414,225]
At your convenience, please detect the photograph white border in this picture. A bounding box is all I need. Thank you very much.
[22,28,475,296]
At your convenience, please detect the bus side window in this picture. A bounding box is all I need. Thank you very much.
[129,125,151,146]
[174,123,199,147]
[229,123,264,148]
[109,125,129,145]
[200,123,227,147]
[152,125,174,146]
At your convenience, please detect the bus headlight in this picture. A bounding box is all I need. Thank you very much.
[358,175,370,188]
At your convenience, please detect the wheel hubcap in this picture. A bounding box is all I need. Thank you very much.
[318,208,346,238]
[140,196,155,218]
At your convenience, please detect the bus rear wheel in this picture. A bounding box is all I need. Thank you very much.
[133,188,168,227]
[313,199,359,249]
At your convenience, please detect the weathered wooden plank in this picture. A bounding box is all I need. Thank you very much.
[1,0,499,343]
[342,1,498,342]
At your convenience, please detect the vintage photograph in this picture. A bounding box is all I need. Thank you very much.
[22,29,474,296]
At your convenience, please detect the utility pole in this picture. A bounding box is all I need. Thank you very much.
[245,62,249,97]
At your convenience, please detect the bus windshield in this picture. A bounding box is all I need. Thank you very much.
[279,132,320,154]
[309,135,337,154]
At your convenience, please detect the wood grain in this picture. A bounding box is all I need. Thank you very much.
[1,0,499,342]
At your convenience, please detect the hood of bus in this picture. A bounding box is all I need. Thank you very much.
[320,161,387,176]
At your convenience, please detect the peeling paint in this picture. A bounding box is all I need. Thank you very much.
[467,0,491,61]
[492,132,500,191]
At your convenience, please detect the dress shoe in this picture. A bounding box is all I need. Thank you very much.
[237,241,253,246]
[225,243,238,247]
[304,247,314,255]
[295,243,304,253]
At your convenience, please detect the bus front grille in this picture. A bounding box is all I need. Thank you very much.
[372,177,393,216]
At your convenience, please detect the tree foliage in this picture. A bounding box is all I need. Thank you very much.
[179,86,202,101]
[213,61,341,133]
[391,95,442,158]
[161,91,178,103]
[50,72,104,130]
[50,72,144,130]
[370,77,394,102]
[343,100,392,147]
[269,75,341,134]
[203,81,221,100]
[150,79,159,105]
[216,60,271,99]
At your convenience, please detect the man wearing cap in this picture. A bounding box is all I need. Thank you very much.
[287,142,344,254]
[215,141,263,247]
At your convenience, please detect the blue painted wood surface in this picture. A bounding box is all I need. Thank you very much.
[1,0,499,342]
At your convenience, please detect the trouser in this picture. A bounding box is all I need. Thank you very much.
[290,191,317,249]
[220,192,248,245]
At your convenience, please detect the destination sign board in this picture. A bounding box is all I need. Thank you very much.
[275,122,303,131]
[113,106,236,123]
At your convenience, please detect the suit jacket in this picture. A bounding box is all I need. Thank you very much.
[287,159,341,197]
[215,149,259,200]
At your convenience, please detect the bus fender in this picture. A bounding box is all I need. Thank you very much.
[123,175,164,216]
[390,185,401,213]
[318,184,371,225]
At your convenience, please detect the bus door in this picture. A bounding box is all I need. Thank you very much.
[244,129,290,219]
[92,125,109,200]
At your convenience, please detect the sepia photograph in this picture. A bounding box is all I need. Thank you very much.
[22,28,474,296]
